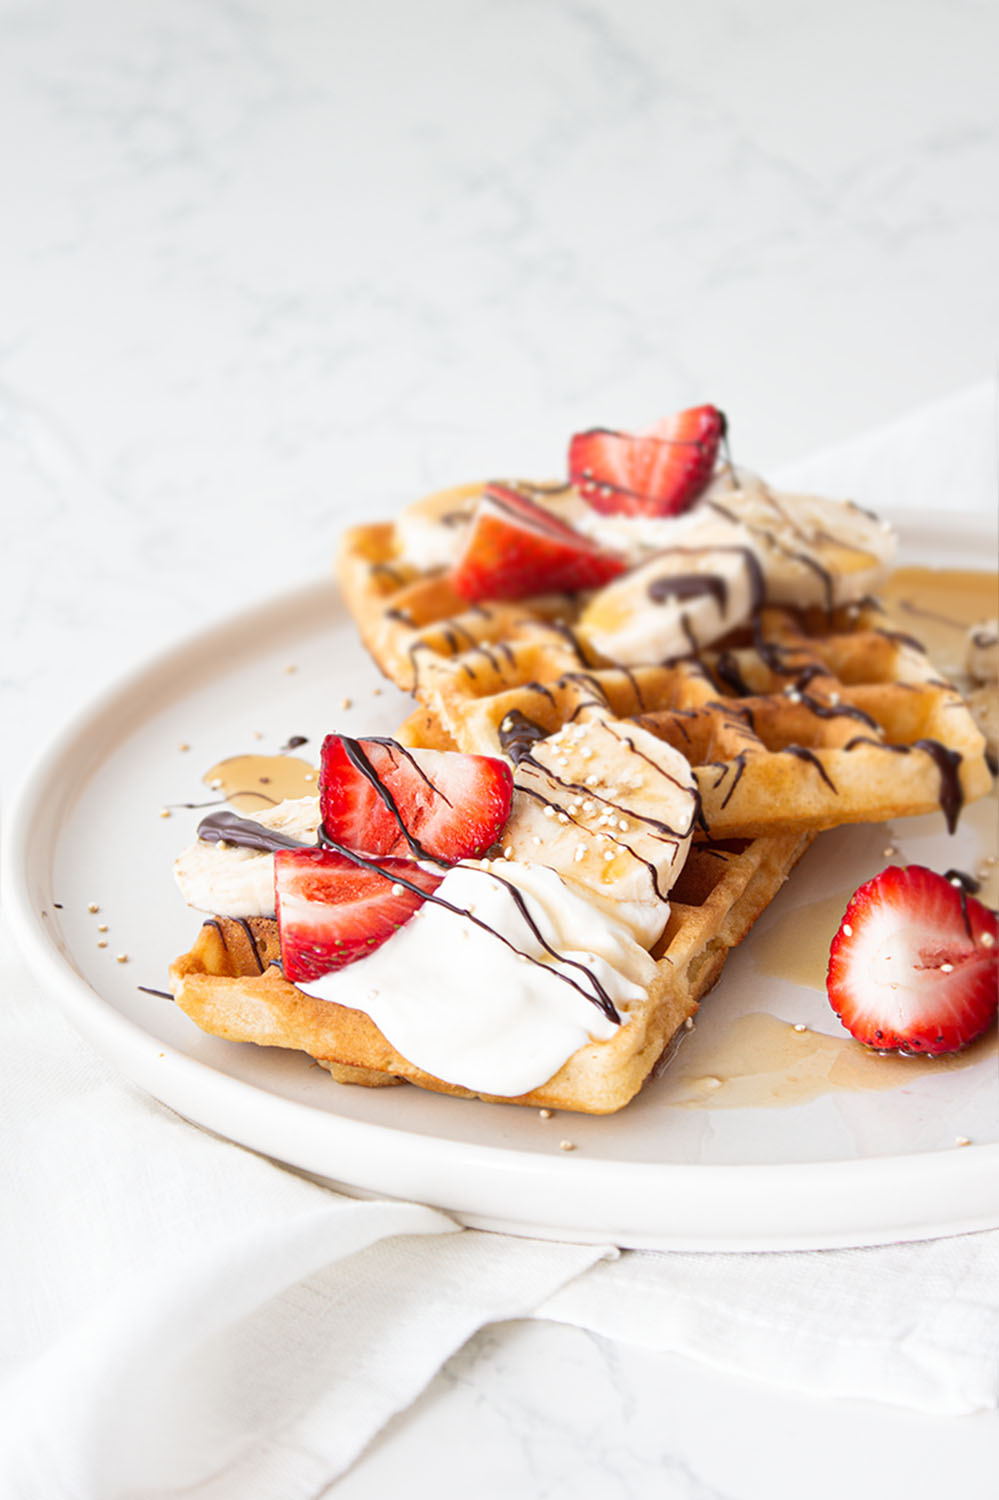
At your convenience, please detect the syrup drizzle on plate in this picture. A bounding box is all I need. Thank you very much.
[663,1011,996,1110]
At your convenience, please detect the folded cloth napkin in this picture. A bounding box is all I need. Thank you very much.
[3,382,998,1499]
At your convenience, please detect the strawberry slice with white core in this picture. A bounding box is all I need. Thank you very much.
[450,483,626,602]
[826,865,998,1055]
[320,734,513,864]
[569,405,726,518]
[275,846,444,982]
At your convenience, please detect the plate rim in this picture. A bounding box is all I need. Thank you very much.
[6,507,999,1250]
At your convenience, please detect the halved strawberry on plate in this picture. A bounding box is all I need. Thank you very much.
[569,405,726,518]
[450,483,626,602]
[275,846,444,983]
[320,734,513,864]
[826,864,999,1055]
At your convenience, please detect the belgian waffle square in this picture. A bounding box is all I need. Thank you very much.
[339,520,991,839]
[169,828,815,1114]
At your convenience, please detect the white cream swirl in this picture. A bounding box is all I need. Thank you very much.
[296,860,655,1096]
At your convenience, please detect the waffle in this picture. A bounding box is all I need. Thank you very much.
[339,520,992,838]
[169,827,814,1114]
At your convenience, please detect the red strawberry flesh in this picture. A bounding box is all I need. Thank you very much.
[450,483,626,602]
[569,405,726,518]
[319,734,513,864]
[826,865,998,1055]
[275,846,443,983]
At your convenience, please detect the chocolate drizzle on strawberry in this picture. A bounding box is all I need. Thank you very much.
[331,736,453,866]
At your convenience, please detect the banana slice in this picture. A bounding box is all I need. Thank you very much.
[499,717,699,945]
[967,619,999,685]
[393,481,482,570]
[174,796,320,918]
[706,480,897,611]
[576,522,761,664]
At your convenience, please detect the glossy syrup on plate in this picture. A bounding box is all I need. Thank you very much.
[663,1012,995,1110]
[202,753,317,811]
[665,563,999,1110]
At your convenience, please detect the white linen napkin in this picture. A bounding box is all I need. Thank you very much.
[3,382,998,1499]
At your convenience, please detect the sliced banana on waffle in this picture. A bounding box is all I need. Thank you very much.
[576,481,897,666]
[499,716,699,944]
[577,521,761,664]
[708,479,897,612]
[174,797,320,918]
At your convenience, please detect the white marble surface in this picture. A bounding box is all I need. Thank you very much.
[4,0,999,1494]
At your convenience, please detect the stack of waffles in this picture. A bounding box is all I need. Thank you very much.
[170,412,993,1113]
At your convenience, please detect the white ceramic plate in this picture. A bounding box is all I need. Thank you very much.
[6,512,998,1250]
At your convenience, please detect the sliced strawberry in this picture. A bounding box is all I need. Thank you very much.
[274,846,444,982]
[826,865,998,1055]
[450,483,626,601]
[569,405,726,518]
[320,734,513,863]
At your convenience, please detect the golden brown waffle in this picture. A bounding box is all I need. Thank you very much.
[169,828,814,1114]
[339,521,992,838]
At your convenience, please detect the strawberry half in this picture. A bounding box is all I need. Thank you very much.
[826,865,998,1055]
[319,734,513,864]
[569,405,726,518]
[450,483,626,601]
[274,846,444,983]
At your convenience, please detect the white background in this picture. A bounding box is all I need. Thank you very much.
[3,1,998,1495]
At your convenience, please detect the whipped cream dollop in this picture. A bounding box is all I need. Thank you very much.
[296,859,655,1096]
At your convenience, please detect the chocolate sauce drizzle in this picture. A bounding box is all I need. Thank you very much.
[197,810,309,853]
[840,735,965,833]
[913,739,964,833]
[332,737,453,866]
[648,573,729,610]
[713,651,752,696]
[782,745,837,792]
[499,710,549,764]
[318,836,621,1025]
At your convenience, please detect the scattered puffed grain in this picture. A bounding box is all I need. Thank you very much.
[558,1139,576,1152]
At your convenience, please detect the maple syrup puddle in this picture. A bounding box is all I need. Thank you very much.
[664,1012,996,1109]
[880,565,998,680]
[671,564,998,1109]
[202,754,317,812]
[750,890,856,991]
